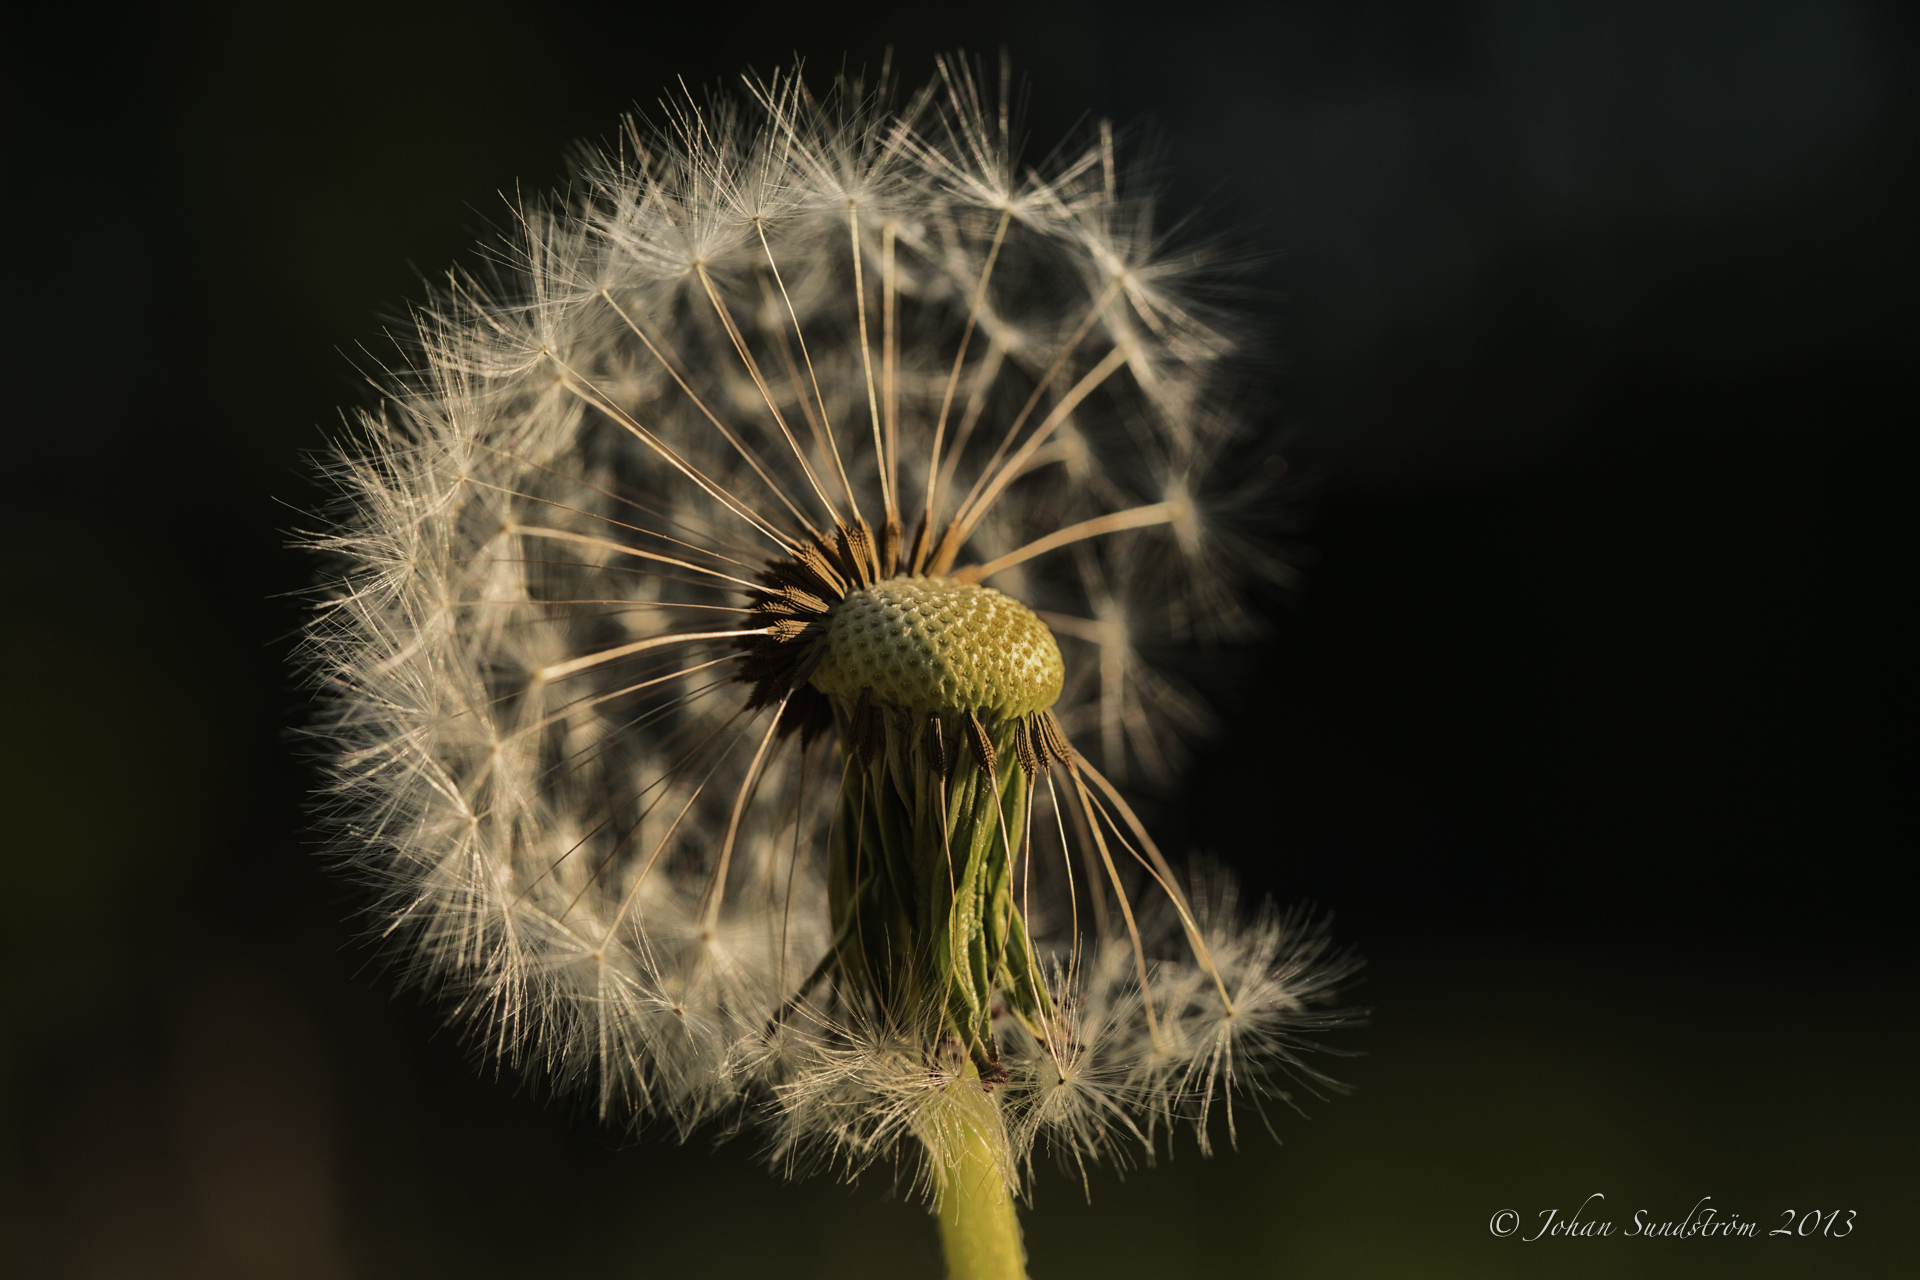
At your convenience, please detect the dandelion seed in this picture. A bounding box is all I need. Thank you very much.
[300,55,1357,1279]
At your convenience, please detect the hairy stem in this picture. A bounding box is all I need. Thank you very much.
[932,1065,1028,1280]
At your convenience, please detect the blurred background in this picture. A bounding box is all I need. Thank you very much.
[2,1,1911,1276]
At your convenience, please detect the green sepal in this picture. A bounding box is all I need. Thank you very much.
[821,702,1054,1073]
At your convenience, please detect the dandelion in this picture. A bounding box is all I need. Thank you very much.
[301,56,1357,1279]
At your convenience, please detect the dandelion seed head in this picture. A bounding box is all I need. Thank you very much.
[300,56,1354,1199]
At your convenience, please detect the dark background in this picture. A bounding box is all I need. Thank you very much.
[2,2,1911,1276]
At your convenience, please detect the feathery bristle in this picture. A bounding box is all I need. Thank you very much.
[299,55,1351,1197]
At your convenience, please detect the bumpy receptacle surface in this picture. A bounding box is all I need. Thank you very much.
[809,576,1063,720]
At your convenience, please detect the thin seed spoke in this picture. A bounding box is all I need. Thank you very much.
[881,221,900,509]
[470,478,752,572]
[934,344,1132,571]
[1052,751,1111,946]
[462,673,734,829]
[461,599,754,613]
[700,693,790,931]
[847,204,893,522]
[1077,759,1235,1014]
[572,300,803,557]
[758,275,845,499]
[929,285,1121,571]
[457,684,741,921]
[599,752,728,944]
[938,277,1125,537]
[512,678,738,823]
[505,525,763,591]
[474,556,756,600]
[1066,767,1162,1052]
[468,443,760,568]
[776,741,822,995]
[536,627,768,684]
[1101,636,1125,777]
[756,223,863,521]
[1012,775,1064,1053]
[693,266,845,533]
[1100,119,1116,201]
[473,439,767,566]
[956,502,1175,583]
[548,354,796,550]
[1041,770,1086,984]
[511,655,734,743]
[922,340,1007,544]
[922,209,1012,540]
[1033,612,1108,644]
[522,702,745,916]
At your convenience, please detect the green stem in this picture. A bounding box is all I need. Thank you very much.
[932,1067,1029,1280]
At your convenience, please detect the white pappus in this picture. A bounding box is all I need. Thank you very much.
[297,54,1359,1265]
